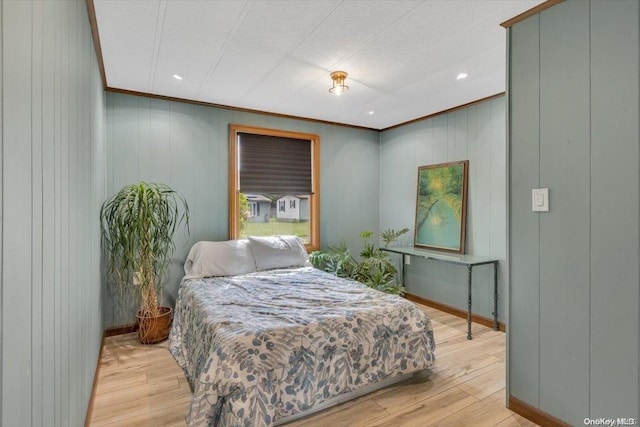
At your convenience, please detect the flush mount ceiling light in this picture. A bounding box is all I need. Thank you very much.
[329,71,349,96]
[456,72,468,80]
[173,74,184,80]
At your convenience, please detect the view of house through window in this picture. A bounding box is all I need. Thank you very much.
[229,124,320,251]
[240,193,311,242]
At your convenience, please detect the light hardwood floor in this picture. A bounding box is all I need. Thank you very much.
[89,306,537,427]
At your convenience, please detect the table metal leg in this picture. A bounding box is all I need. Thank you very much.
[467,265,473,340]
[492,262,499,331]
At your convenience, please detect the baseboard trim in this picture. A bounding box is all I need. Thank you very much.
[104,322,138,337]
[508,396,572,427]
[405,292,506,332]
[84,333,105,427]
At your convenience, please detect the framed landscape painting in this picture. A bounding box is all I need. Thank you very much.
[414,160,469,253]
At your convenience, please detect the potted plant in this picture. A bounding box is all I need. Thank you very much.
[100,182,189,344]
[310,228,409,295]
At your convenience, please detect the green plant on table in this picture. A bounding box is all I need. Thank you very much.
[310,228,410,295]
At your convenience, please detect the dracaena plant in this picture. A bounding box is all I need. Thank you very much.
[100,182,189,318]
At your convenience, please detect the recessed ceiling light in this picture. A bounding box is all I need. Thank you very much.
[456,73,468,80]
[368,111,375,115]
[173,74,184,80]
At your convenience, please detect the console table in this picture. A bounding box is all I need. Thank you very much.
[381,247,499,340]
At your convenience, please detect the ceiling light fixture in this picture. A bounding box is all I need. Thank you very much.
[173,74,184,80]
[368,111,375,115]
[456,72,468,80]
[329,71,349,96]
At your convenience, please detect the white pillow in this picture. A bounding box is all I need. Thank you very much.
[183,240,257,278]
[247,235,309,271]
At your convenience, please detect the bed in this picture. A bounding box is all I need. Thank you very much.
[169,236,436,426]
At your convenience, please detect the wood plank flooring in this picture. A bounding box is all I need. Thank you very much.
[89,306,537,426]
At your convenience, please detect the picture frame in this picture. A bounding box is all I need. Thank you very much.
[414,160,469,253]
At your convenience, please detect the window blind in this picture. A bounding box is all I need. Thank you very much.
[238,132,312,194]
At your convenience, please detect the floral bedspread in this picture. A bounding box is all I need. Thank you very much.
[169,267,435,427]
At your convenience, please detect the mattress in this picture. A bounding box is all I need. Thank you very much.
[169,266,435,426]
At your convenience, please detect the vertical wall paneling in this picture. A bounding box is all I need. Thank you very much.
[379,96,506,321]
[3,2,34,424]
[503,28,510,402]
[41,0,56,423]
[80,4,89,405]
[538,1,591,421]
[54,3,64,424]
[508,0,640,424]
[32,2,44,424]
[508,14,541,407]
[0,0,3,418]
[490,100,507,314]
[1,1,106,426]
[589,0,639,418]
[104,92,380,327]
[59,2,70,424]
[69,2,79,421]
[89,17,107,409]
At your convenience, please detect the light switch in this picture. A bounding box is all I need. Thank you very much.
[404,254,411,265]
[532,188,549,212]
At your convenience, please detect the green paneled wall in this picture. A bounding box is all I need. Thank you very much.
[508,0,639,424]
[508,12,541,407]
[104,92,381,327]
[1,1,106,426]
[380,96,507,322]
[0,0,4,421]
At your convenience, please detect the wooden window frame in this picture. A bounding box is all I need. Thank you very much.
[228,124,320,252]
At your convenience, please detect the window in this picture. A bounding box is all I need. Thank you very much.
[249,202,258,217]
[229,124,320,251]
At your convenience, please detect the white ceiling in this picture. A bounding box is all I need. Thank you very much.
[93,0,543,130]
